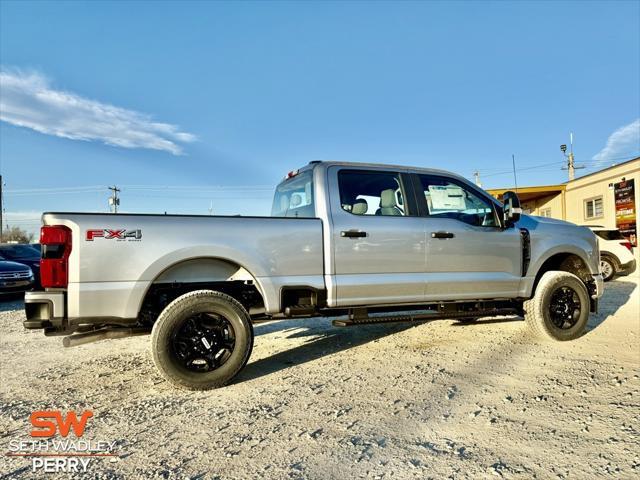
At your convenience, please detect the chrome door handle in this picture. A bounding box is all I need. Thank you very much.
[431,231,455,239]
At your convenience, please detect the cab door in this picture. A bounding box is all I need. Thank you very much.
[327,166,426,307]
[415,173,522,300]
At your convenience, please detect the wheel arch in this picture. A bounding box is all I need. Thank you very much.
[530,251,592,296]
[152,257,258,285]
[135,255,268,323]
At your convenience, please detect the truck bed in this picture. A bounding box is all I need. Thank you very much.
[42,212,324,319]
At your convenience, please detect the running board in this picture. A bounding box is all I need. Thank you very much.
[332,308,518,327]
[62,327,150,347]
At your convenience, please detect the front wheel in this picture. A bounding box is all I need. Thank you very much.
[151,290,253,390]
[523,271,590,341]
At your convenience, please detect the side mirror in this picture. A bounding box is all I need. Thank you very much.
[503,190,522,226]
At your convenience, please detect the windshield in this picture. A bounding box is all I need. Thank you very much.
[271,170,315,218]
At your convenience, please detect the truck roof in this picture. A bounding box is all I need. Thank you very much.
[305,160,472,184]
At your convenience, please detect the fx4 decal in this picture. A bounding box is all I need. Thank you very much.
[86,229,142,241]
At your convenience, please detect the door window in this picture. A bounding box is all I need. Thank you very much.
[338,170,408,216]
[418,175,499,227]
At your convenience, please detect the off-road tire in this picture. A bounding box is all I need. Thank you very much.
[523,271,590,341]
[151,290,253,390]
[600,255,617,282]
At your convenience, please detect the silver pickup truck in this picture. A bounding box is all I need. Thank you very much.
[25,161,603,389]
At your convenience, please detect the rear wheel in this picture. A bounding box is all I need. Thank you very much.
[600,256,616,282]
[151,290,253,390]
[523,271,590,341]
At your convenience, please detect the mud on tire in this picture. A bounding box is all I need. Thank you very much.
[151,290,253,390]
[523,271,590,341]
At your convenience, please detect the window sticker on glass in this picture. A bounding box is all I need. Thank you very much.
[427,185,466,211]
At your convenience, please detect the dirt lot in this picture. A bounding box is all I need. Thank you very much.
[1,277,639,479]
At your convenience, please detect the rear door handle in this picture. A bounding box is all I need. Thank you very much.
[341,230,367,238]
[431,231,455,239]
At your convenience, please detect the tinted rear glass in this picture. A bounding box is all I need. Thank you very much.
[594,230,625,240]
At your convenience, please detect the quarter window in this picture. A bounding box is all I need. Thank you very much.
[584,197,603,219]
[418,175,498,227]
[338,170,407,216]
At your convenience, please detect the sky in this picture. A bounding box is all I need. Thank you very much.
[1,0,639,235]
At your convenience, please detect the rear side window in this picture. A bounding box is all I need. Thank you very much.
[594,230,625,240]
[338,170,408,216]
[271,170,315,218]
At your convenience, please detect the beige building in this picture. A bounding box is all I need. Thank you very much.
[488,157,640,264]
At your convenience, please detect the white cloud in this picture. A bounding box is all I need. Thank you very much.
[0,68,196,155]
[592,119,640,165]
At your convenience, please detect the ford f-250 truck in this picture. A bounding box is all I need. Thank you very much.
[25,161,604,390]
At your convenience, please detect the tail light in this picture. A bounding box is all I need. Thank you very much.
[620,241,634,252]
[40,225,72,288]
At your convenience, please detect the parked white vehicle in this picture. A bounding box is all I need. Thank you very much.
[588,226,637,281]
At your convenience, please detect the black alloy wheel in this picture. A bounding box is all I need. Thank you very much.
[548,286,582,330]
[171,313,236,372]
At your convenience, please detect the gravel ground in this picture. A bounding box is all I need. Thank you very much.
[1,277,639,479]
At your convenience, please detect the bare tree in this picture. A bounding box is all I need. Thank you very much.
[1,226,35,244]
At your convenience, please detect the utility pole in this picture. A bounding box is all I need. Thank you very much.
[560,132,584,181]
[473,171,482,187]
[108,186,120,213]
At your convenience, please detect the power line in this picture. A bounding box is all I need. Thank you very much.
[477,161,565,178]
[4,185,274,196]
[121,184,273,190]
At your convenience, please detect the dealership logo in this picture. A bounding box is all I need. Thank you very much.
[86,229,142,241]
[30,410,93,438]
[6,409,119,473]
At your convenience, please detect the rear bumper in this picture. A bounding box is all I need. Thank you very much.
[24,291,65,329]
[618,259,637,276]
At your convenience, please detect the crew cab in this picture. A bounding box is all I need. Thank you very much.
[25,161,604,389]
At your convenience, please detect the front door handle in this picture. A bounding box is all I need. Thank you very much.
[341,230,367,238]
[431,231,455,239]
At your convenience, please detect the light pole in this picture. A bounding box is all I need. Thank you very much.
[560,132,584,181]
